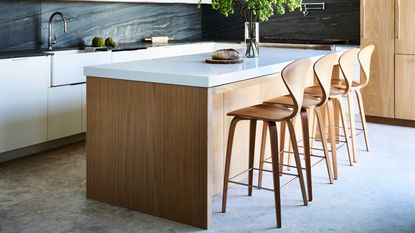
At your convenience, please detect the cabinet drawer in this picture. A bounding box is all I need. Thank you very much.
[51,51,111,86]
[149,46,184,59]
[111,49,151,63]
[48,85,83,140]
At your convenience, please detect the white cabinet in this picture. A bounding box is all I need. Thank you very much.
[111,49,151,63]
[51,51,111,86]
[0,56,49,153]
[148,46,184,59]
[47,84,83,140]
[213,42,244,51]
[180,43,215,55]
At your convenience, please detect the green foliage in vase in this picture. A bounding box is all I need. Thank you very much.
[199,0,302,22]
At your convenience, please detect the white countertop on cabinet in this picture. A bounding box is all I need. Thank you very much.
[84,47,333,88]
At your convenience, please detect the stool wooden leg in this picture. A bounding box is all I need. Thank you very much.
[326,100,339,180]
[347,94,358,163]
[268,121,282,228]
[315,108,333,184]
[248,119,257,196]
[286,117,297,171]
[335,98,354,166]
[300,109,312,201]
[309,109,317,149]
[279,120,286,176]
[355,89,370,151]
[286,119,308,206]
[258,121,267,189]
[222,117,240,213]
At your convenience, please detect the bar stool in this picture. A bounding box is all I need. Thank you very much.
[258,53,338,201]
[221,58,311,228]
[332,45,375,158]
[304,50,357,179]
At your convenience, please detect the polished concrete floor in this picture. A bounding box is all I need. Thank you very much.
[0,123,414,233]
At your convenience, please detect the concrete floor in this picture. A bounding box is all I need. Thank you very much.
[0,123,414,233]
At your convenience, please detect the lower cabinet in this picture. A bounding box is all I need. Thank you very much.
[395,55,415,120]
[47,84,83,141]
[0,56,50,153]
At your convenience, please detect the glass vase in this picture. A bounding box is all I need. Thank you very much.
[244,22,259,58]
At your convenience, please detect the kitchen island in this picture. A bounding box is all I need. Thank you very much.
[84,47,332,229]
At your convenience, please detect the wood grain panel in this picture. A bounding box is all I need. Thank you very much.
[86,77,209,229]
[395,0,415,54]
[395,55,415,120]
[361,0,395,118]
[223,84,261,179]
[208,90,224,196]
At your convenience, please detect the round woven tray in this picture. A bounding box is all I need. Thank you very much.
[205,58,243,64]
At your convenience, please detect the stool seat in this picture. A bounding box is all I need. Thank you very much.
[227,104,293,122]
[305,85,344,97]
[263,94,322,109]
[331,79,361,89]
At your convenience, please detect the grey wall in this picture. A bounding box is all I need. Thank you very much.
[201,0,360,44]
[0,0,202,51]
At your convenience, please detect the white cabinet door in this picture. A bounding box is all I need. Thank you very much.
[213,43,244,51]
[148,46,184,59]
[48,84,83,140]
[51,51,111,86]
[180,43,215,55]
[81,83,87,132]
[0,56,49,153]
[111,49,151,63]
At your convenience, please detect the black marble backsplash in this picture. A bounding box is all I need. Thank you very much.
[201,0,360,44]
[0,0,202,51]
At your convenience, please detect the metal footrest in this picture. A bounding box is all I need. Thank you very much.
[227,167,300,192]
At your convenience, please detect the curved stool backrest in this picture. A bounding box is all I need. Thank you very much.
[281,58,313,119]
[358,45,375,88]
[339,48,361,95]
[313,53,338,107]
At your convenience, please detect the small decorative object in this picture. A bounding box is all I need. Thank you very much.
[200,0,303,58]
[206,49,243,64]
[92,36,105,47]
[105,37,118,49]
[212,49,241,60]
[144,36,174,44]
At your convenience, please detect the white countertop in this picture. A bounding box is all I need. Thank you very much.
[84,47,333,88]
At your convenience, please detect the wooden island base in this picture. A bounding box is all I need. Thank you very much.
[86,73,310,229]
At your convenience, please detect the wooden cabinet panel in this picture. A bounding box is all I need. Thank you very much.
[223,84,261,179]
[395,55,415,120]
[395,0,415,54]
[82,83,87,132]
[361,0,395,118]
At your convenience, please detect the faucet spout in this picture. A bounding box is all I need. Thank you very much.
[48,12,68,50]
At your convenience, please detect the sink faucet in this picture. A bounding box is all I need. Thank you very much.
[48,12,68,50]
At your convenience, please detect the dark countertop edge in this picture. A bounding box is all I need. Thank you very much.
[0,51,51,60]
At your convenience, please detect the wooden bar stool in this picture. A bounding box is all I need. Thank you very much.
[332,45,375,157]
[221,58,311,228]
[304,50,357,179]
[258,53,338,201]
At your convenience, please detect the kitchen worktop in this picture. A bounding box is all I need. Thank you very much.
[0,40,239,59]
[84,47,332,88]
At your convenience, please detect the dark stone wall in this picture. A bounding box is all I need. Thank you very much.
[0,0,202,51]
[201,0,360,44]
